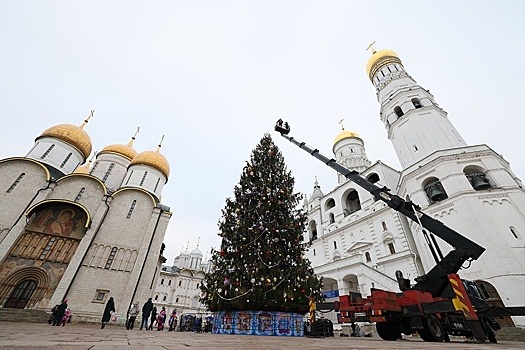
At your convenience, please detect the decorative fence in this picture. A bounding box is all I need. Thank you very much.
[212,310,304,336]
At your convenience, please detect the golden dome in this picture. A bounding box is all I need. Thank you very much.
[131,149,170,179]
[38,123,92,158]
[366,49,402,81]
[333,130,361,145]
[99,139,138,160]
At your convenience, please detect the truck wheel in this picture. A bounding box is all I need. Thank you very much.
[417,316,444,342]
[482,318,497,344]
[376,322,401,341]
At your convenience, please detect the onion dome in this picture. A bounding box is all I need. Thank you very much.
[333,130,361,145]
[190,247,203,257]
[131,148,170,179]
[99,137,138,160]
[37,121,92,158]
[366,48,402,81]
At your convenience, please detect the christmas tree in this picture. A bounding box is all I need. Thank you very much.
[200,134,323,314]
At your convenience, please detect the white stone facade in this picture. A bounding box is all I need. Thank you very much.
[151,248,211,318]
[0,123,172,324]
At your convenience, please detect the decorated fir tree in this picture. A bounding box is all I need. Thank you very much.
[200,134,323,315]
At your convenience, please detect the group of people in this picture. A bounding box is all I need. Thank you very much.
[138,297,173,331]
[48,296,179,331]
[48,299,71,326]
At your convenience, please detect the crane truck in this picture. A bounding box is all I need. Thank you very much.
[275,119,524,343]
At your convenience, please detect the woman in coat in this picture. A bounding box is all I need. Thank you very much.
[101,297,115,329]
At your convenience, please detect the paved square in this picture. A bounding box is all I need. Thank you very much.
[0,321,524,349]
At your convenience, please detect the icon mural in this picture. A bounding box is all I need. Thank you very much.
[27,206,87,239]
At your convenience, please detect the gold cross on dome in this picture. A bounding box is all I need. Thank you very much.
[339,118,345,131]
[366,41,377,54]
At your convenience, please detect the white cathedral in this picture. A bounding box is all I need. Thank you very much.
[0,117,172,323]
[303,48,525,327]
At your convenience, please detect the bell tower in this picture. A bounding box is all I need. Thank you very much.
[366,45,467,169]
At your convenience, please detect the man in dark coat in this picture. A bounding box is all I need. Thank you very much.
[140,298,153,330]
[53,300,68,326]
[148,306,157,330]
[101,297,115,329]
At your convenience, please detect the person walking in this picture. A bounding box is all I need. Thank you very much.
[168,310,177,331]
[126,302,139,330]
[101,297,115,329]
[139,298,153,330]
[156,307,166,331]
[148,306,157,330]
[52,299,67,326]
[60,308,71,326]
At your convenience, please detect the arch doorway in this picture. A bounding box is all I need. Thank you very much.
[4,279,37,308]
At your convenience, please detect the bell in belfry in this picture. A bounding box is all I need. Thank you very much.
[425,181,448,202]
[469,173,491,190]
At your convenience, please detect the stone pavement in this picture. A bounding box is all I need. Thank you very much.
[0,321,524,350]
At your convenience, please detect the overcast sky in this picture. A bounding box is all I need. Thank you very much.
[1,1,524,263]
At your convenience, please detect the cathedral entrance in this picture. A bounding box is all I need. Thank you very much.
[4,279,37,308]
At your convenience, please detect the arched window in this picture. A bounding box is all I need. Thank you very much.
[309,220,318,241]
[365,252,371,262]
[387,243,396,254]
[345,190,361,214]
[41,145,55,159]
[6,173,25,193]
[155,295,158,301]
[75,187,85,201]
[394,106,404,117]
[102,163,115,183]
[105,247,118,269]
[329,213,335,224]
[127,200,137,219]
[423,178,448,202]
[176,297,179,303]
[161,278,164,285]
[163,295,166,301]
[333,241,337,249]
[313,249,316,256]
[464,167,492,191]
[325,198,336,210]
[382,221,388,231]
[60,153,72,168]
[510,226,520,239]
[140,171,148,186]
[412,98,423,109]
[366,173,380,184]
[168,280,171,286]
[178,280,182,287]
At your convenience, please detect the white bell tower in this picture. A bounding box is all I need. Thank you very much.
[366,45,467,169]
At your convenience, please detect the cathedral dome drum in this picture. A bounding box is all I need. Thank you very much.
[37,124,92,158]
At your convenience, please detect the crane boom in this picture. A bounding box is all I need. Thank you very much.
[275,119,485,296]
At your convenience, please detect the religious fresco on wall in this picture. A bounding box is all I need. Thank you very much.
[0,256,66,308]
[27,206,87,239]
